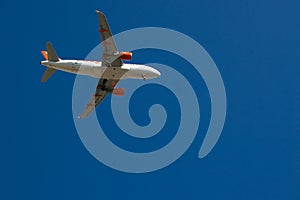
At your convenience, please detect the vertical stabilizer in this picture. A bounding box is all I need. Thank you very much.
[40,42,59,82]
[41,51,48,60]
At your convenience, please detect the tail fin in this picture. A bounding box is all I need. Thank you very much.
[46,42,60,62]
[40,42,59,82]
[41,50,48,60]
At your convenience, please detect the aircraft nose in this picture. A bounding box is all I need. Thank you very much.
[152,68,161,77]
[142,66,161,79]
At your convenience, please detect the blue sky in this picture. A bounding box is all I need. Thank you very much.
[1,0,299,199]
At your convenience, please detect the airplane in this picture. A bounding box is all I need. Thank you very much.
[40,10,161,119]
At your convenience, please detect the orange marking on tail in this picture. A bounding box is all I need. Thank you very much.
[41,51,48,60]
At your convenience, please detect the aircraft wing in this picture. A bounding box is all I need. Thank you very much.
[78,11,127,118]
[78,78,120,118]
[96,10,123,67]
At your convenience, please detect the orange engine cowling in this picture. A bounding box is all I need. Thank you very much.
[112,88,125,96]
[119,52,132,61]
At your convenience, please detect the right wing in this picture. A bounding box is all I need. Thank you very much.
[96,10,123,67]
[78,78,119,119]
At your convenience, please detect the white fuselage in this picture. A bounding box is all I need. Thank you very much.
[40,60,160,80]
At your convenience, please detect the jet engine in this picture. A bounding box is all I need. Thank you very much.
[112,88,125,96]
[119,52,132,61]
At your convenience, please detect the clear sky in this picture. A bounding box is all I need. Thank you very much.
[1,0,299,199]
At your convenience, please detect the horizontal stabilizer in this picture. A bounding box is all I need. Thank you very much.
[46,42,59,62]
[41,67,56,82]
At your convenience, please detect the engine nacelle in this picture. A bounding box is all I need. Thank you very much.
[119,52,132,61]
[112,88,125,96]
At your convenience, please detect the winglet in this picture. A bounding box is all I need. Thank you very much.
[96,10,101,14]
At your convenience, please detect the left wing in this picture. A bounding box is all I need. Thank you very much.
[78,78,119,118]
[96,10,123,67]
